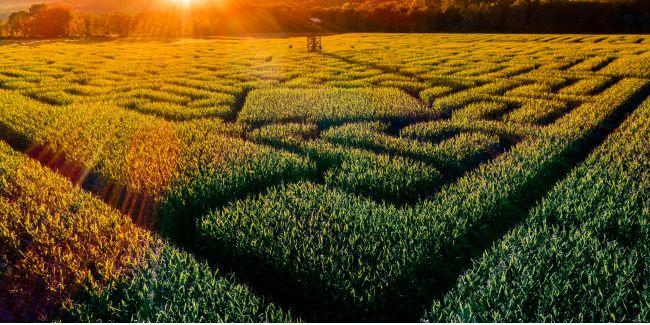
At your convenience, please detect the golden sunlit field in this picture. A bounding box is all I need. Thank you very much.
[0,33,649,322]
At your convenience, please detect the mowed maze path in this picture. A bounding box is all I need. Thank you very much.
[0,34,648,321]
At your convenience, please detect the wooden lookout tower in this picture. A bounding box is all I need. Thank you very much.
[307,18,323,53]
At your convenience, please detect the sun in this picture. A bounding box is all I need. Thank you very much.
[170,0,192,7]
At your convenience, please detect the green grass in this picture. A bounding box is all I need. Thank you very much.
[428,225,643,322]
[239,87,427,128]
[323,122,501,177]
[427,96,650,322]
[325,153,442,204]
[0,140,291,322]
[195,77,649,320]
[69,245,292,322]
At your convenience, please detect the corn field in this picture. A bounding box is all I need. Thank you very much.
[0,33,648,322]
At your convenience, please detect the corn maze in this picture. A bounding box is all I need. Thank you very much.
[0,34,649,322]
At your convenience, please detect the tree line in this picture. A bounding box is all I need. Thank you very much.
[1,0,649,38]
